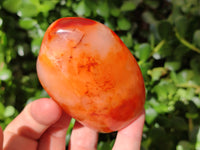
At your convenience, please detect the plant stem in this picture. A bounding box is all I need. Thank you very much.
[138,40,165,65]
[176,83,200,89]
[147,40,166,61]
[153,40,165,54]
[176,83,200,93]
[175,30,200,54]
[188,118,193,132]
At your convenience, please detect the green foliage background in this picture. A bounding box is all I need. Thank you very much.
[0,0,200,149]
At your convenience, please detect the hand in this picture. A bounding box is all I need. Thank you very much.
[0,98,145,150]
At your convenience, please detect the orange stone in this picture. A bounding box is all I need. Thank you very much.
[37,17,145,133]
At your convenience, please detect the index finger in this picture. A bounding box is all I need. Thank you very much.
[112,111,145,150]
[0,126,3,150]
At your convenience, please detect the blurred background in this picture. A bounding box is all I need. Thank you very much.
[0,0,200,149]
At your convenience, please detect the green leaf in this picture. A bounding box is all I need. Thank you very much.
[135,43,151,61]
[158,21,173,40]
[0,68,12,81]
[110,5,121,17]
[31,37,43,56]
[28,25,45,39]
[175,88,196,102]
[171,116,188,130]
[26,89,49,104]
[38,1,58,16]
[148,67,167,81]
[193,30,200,48]
[3,0,22,13]
[180,0,199,14]
[104,19,115,30]
[28,0,40,6]
[138,61,152,78]
[164,61,181,71]
[144,0,160,9]
[153,79,176,101]
[19,18,37,29]
[190,55,200,73]
[96,0,109,18]
[148,98,169,113]
[176,70,198,84]
[120,33,133,48]
[145,105,158,124]
[120,1,136,11]
[174,16,188,37]
[60,8,73,17]
[73,0,91,17]
[0,31,7,47]
[84,0,97,13]
[0,102,5,119]
[195,127,200,150]
[18,3,39,17]
[0,18,3,28]
[97,141,114,150]
[185,112,198,119]
[149,127,169,147]
[4,106,15,117]
[191,97,200,108]
[176,141,194,150]
[142,11,157,25]
[173,45,189,61]
[172,0,185,7]
[117,17,131,31]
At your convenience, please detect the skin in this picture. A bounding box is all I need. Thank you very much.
[0,98,145,150]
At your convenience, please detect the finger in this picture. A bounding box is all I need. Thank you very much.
[3,98,63,150]
[38,112,71,150]
[112,111,145,150]
[69,121,98,150]
[0,126,3,150]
